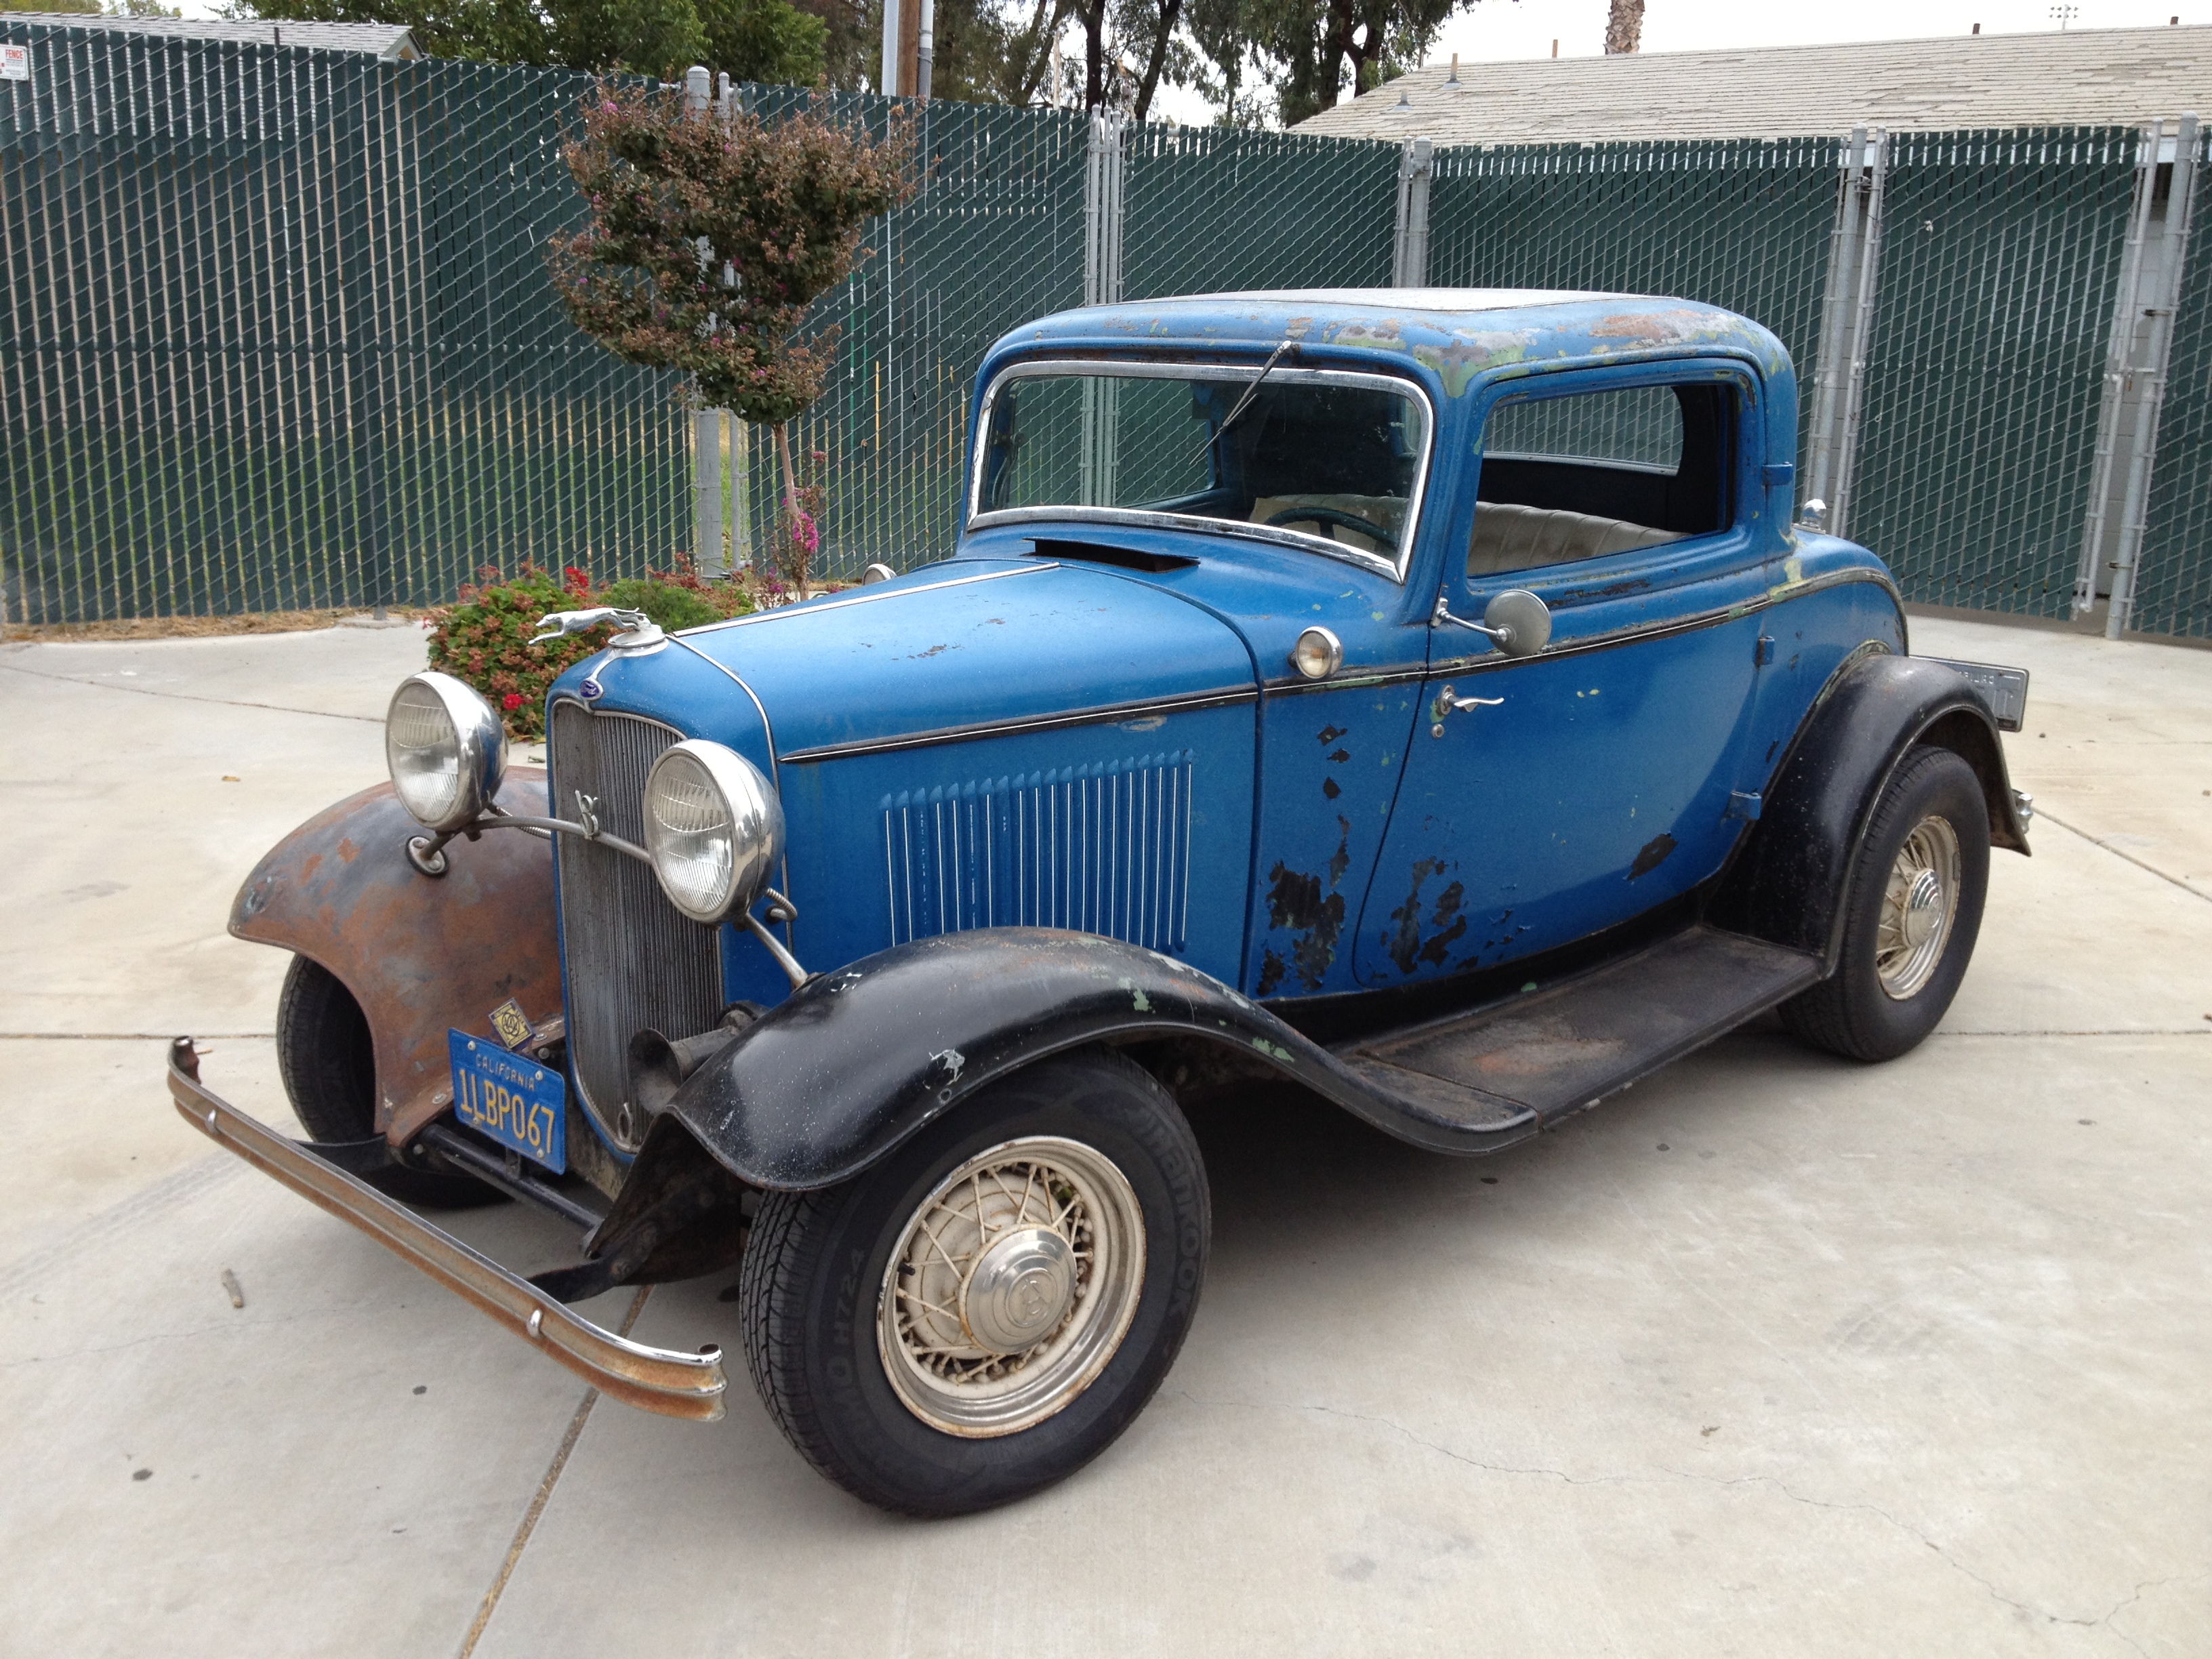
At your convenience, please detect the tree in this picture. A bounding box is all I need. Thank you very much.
[1603,0,1641,55]
[233,0,825,82]
[1174,0,1469,125]
[547,83,913,581]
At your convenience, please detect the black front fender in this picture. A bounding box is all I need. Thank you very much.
[1712,651,2028,970]
[649,929,1538,1192]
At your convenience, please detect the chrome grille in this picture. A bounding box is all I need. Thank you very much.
[882,752,1193,953]
[548,700,726,1147]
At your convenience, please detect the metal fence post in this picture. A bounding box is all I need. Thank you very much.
[685,66,733,575]
[1083,110,1126,308]
[1393,138,1433,288]
[338,60,394,613]
[1081,111,1126,504]
[1804,126,1887,537]
[2078,114,2200,634]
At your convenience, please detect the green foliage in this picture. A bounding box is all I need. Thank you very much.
[1184,0,1460,126]
[232,0,823,81]
[697,0,827,86]
[12,0,103,14]
[600,573,724,630]
[547,83,912,422]
[426,560,756,737]
[553,0,709,75]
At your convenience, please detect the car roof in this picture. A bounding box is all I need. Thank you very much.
[989,289,1790,383]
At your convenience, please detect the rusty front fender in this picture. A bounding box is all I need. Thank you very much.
[230,771,558,1145]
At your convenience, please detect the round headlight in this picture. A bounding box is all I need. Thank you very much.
[1291,626,1343,680]
[643,740,784,924]
[386,672,507,834]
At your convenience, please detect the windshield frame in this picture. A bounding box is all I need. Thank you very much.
[966,358,1437,583]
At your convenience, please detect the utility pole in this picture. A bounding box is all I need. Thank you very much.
[880,0,933,96]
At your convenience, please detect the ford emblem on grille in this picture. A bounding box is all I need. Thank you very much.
[580,675,604,700]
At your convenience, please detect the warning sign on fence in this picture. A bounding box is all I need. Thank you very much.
[1,45,30,81]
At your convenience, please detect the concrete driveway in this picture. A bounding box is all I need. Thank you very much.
[1,613,2206,1656]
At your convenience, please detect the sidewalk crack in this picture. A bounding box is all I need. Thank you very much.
[454,1285,650,1659]
[0,660,382,724]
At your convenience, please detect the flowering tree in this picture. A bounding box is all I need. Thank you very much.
[548,85,913,586]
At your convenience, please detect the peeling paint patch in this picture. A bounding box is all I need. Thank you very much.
[1257,947,1289,997]
[1322,776,1342,800]
[1590,308,1728,344]
[1414,330,1536,396]
[1317,724,1347,745]
[1322,320,1410,352]
[1629,834,1678,880]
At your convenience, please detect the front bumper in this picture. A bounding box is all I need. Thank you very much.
[165,1038,727,1421]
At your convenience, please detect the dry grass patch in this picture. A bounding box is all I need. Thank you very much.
[1,608,428,644]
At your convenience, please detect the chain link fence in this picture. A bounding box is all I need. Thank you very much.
[5,21,2211,635]
[2134,127,2212,638]
[0,24,688,623]
[1850,127,2139,617]
[1426,136,1843,457]
[724,89,1090,583]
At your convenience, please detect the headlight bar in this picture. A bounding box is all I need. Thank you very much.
[405,794,812,991]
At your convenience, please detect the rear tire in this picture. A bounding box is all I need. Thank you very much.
[276,956,501,1209]
[739,1049,1208,1516]
[1781,746,1990,1063]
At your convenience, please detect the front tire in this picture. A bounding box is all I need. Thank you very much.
[738,1049,1209,1516]
[275,956,501,1208]
[1781,745,1990,1062]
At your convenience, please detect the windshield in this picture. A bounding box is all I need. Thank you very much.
[971,365,1431,573]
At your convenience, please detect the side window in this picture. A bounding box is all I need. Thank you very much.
[1469,382,1735,578]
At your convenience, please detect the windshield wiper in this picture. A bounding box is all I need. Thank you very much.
[1195,338,1296,470]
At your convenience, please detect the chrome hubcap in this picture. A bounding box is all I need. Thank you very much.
[1877,816,1961,1000]
[961,1225,1077,1353]
[878,1136,1145,1438]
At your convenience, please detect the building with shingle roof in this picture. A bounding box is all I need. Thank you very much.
[0,14,420,59]
[1294,24,2212,144]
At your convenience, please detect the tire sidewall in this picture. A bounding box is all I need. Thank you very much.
[783,1052,1208,1515]
[1832,747,1992,1057]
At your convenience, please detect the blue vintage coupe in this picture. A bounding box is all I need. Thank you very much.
[171,289,2032,1514]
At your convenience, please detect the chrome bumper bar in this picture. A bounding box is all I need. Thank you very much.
[166,1038,726,1422]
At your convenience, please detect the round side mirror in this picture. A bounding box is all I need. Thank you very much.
[1482,588,1552,658]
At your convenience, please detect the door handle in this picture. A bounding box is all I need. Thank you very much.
[1431,684,1503,735]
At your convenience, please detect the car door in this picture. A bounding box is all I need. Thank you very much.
[1351,361,1770,985]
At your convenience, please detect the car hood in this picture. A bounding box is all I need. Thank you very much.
[672,558,1257,759]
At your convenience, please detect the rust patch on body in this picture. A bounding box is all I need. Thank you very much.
[229,771,558,1144]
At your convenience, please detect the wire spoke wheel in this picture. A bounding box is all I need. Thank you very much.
[1875,815,1961,1000]
[877,1136,1146,1438]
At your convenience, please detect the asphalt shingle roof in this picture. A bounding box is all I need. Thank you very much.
[1294,24,2212,145]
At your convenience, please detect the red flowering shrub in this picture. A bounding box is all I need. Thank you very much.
[425,560,758,739]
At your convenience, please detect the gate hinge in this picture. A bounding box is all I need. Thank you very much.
[1726,791,1763,821]
[1754,634,1776,666]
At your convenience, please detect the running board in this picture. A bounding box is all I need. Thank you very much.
[165,1039,726,1421]
[1336,926,1822,1124]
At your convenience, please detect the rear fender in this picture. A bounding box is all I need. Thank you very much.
[645,928,1539,1195]
[229,773,558,1144]
[1711,654,2028,970]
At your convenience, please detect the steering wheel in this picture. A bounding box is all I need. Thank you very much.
[1265,504,1399,552]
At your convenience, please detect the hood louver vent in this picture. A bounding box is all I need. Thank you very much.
[881,753,1194,953]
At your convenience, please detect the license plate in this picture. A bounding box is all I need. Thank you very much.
[448,1029,566,1172]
